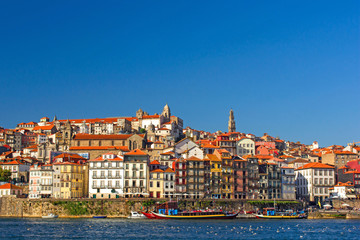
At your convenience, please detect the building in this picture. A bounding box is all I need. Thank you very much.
[40,164,53,198]
[281,167,296,199]
[330,181,355,199]
[246,156,260,199]
[163,167,175,198]
[204,153,222,199]
[0,183,23,197]
[0,160,30,183]
[149,169,164,198]
[322,151,357,169]
[29,164,42,199]
[88,153,124,199]
[295,162,335,202]
[52,162,87,199]
[233,156,247,199]
[123,149,149,197]
[337,166,360,196]
[174,158,187,198]
[236,137,255,156]
[185,156,206,199]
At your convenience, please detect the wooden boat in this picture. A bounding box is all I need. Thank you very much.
[151,211,238,219]
[93,215,107,218]
[128,211,146,219]
[42,213,58,219]
[254,207,307,219]
[255,214,307,219]
[141,212,157,219]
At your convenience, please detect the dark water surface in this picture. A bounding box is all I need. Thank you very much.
[0,218,359,239]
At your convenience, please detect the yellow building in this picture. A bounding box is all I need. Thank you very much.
[53,162,86,199]
[149,169,164,198]
[204,154,222,198]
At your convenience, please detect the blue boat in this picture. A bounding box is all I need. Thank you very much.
[93,216,107,218]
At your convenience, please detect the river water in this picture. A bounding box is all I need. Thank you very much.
[0,218,359,239]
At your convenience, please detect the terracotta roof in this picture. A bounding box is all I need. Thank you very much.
[201,143,219,149]
[0,183,22,190]
[150,160,160,165]
[296,162,334,170]
[74,134,142,140]
[0,160,23,165]
[54,153,86,160]
[164,167,175,173]
[89,156,123,162]
[279,155,294,159]
[53,162,83,166]
[32,125,55,131]
[69,146,130,151]
[288,158,310,164]
[158,128,170,131]
[185,156,202,161]
[150,169,164,173]
[205,154,221,162]
[160,151,174,155]
[124,149,148,156]
[142,114,160,119]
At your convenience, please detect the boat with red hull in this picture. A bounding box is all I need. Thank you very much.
[141,212,157,219]
[151,211,238,220]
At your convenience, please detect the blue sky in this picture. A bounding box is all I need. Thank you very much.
[0,1,359,147]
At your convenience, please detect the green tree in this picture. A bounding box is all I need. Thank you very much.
[139,128,146,134]
[0,168,11,182]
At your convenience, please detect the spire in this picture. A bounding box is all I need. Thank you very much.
[228,109,236,133]
[53,115,57,122]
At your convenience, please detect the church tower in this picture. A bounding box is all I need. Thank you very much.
[161,104,171,121]
[228,109,236,133]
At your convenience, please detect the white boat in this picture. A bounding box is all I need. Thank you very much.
[128,211,146,219]
[42,213,58,219]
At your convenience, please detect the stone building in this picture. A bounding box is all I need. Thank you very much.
[228,109,236,133]
[321,150,358,169]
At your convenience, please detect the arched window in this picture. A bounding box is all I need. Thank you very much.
[129,140,132,150]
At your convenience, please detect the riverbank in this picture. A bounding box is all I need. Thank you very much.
[0,196,301,218]
[308,210,360,219]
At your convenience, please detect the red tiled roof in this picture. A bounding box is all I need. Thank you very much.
[32,125,55,131]
[73,134,144,140]
[124,149,147,156]
[0,183,22,190]
[150,160,160,165]
[296,162,334,170]
[69,146,130,151]
[150,169,164,173]
[142,114,160,119]
[186,156,202,161]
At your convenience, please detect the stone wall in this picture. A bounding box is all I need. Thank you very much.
[0,197,301,218]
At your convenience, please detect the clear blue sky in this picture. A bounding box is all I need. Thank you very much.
[0,1,359,147]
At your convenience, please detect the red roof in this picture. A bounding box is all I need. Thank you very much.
[150,160,160,165]
[142,114,160,119]
[69,146,130,151]
[296,162,334,170]
[73,134,143,140]
[32,125,54,131]
[150,169,164,173]
[124,149,147,156]
[0,183,22,190]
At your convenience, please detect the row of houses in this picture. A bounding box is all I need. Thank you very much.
[24,148,356,204]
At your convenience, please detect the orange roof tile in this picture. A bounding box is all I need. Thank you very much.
[186,156,202,161]
[32,125,55,131]
[124,149,147,156]
[296,162,334,170]
[73,134,143,140]
[69,146,130,151]
[0,183,22,190]
[150,169,164,173]
[164,167,175,173]
[150,160,160,165]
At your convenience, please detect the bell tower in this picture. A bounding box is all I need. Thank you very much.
[228,109,236,133]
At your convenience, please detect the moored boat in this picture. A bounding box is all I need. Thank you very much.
[254,208,307,219]
[151,211,238,220]
[42,213,58,219]
[128,211,146,219]
[93,215,107,218]
[141,212,157,219]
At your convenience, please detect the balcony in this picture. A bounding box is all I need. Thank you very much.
[92,185,107,189]
[92,175,106,179]
[108,175,122,179]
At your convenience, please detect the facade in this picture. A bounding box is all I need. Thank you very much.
[233,157,247,199]
[53,162,87,199]
[163,167,175,198]
[29,164,42,199]
[236,137,255,156]
[205,154,222,199]
[281,167,296,199]
[0,160,30,183]
[186,156,205,199]
[123,149,149,197]
[321,151,357,169]
[0,183,23,197]
[149,169,164,198]
[295,162,335,202]
[174,158,187,198]
[88,153,124,199]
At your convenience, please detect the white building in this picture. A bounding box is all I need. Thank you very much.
[40,164,53,198]
[281,167,296,199]
[330,181,355,199]
[29,164,42,199]
[89,153,124,199]
[0,160,30,183]
[236,137,255,156]
[163,167,175,198]
[295,162,335,202]
[0,183,23,197]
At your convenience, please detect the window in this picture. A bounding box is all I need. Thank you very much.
[150,181,153,187]
[157,182,160,188]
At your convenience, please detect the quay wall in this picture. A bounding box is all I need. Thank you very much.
[0,197,301,218]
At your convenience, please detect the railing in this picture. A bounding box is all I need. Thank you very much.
[92,185,107,189]
[92,175,106,179]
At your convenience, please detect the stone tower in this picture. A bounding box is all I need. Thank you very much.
[161,104,171,121]
[228,109,236,133]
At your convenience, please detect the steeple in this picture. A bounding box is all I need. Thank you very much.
[228,109,236,133]
[161,103,171,120]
